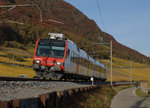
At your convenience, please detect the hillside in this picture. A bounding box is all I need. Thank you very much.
[0,0,150,64]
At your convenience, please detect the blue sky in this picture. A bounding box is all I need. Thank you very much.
[64,0,150,57]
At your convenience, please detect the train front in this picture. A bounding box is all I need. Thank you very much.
[32,33,67,79]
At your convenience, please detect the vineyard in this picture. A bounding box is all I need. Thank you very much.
[101,57,150,82]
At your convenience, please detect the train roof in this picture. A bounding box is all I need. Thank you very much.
[39,38,65,43]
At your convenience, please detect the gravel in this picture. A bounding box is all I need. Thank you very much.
[0,81,91,101]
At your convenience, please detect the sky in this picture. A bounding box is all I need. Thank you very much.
[64,0,150,57]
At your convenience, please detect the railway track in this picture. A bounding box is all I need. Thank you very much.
[0,76,130,85]
[0,76,110,85]
[0,76,97,101]
[0,76,131,108]
[0,76,83,82]
[0,76,52,82]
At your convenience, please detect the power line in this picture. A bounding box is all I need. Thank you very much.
[0,4,43,22]
[96,0,106,31]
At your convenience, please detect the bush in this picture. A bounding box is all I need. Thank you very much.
[3,41,24,49]
[7,53,25,62]
[8,0,16,4]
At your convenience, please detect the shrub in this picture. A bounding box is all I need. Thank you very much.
[3,41,24,49]
[7,53,25,62]
[8,0,16,4]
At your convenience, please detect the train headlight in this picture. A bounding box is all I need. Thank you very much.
[33,60,41,64]
[55,62,64,65]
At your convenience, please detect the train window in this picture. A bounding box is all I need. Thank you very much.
[71,51,74,62]
[83,59,88,68]
[74,53,77,63]
[71,51,76,62]
[66,49,70,59]
[99,66,101,72]
[73,53,76,62]
[77,47,80,52]
[87,60,89,68]
[87,55,89,59]
[101,68,105,74]
[67,49,70,55]
[85,59,88,68]
[76,54,78,63]
[78,55,81,64]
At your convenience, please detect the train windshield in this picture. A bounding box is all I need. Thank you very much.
[36,41,66,58]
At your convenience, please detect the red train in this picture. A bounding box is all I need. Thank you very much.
[32,33,108,81]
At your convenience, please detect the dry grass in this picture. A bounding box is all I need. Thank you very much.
[0,47,33,57]
[0,63,36,78]
[0,56,33,66]
[0,47,36,78]
[0,47,33,66]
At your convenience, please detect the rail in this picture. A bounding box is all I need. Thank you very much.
[0,77,132,108]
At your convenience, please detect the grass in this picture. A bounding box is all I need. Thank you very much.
[60,85,133,108]
[136,87,150,97]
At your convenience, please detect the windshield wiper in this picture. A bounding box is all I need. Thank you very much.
[50,50,56,58]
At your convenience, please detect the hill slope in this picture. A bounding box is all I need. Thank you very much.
[0,0,150,64]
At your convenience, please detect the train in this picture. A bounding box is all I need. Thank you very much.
[32,33,108,81]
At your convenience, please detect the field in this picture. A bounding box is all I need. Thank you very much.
[100,57,150,81]
[0,63,36,78]
[0,47,35,78]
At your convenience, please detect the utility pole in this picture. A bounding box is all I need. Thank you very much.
[35,4,43,22]
[110,40,113,86]
[0,4,65,24]
[0,4,32,16]
[0,4,43,22]
[130,61,132,83]
[93,40,113,86]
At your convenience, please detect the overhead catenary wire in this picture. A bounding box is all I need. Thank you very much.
[96,0,106,31]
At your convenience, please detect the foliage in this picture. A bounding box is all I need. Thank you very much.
[60,85,132,108]
[7,53,25,62]
[136,87,150,97]
[25,12,32,18]
[8,0,16,4]
[3,41,24,49]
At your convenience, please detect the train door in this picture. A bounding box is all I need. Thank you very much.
[64,48,70,73]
